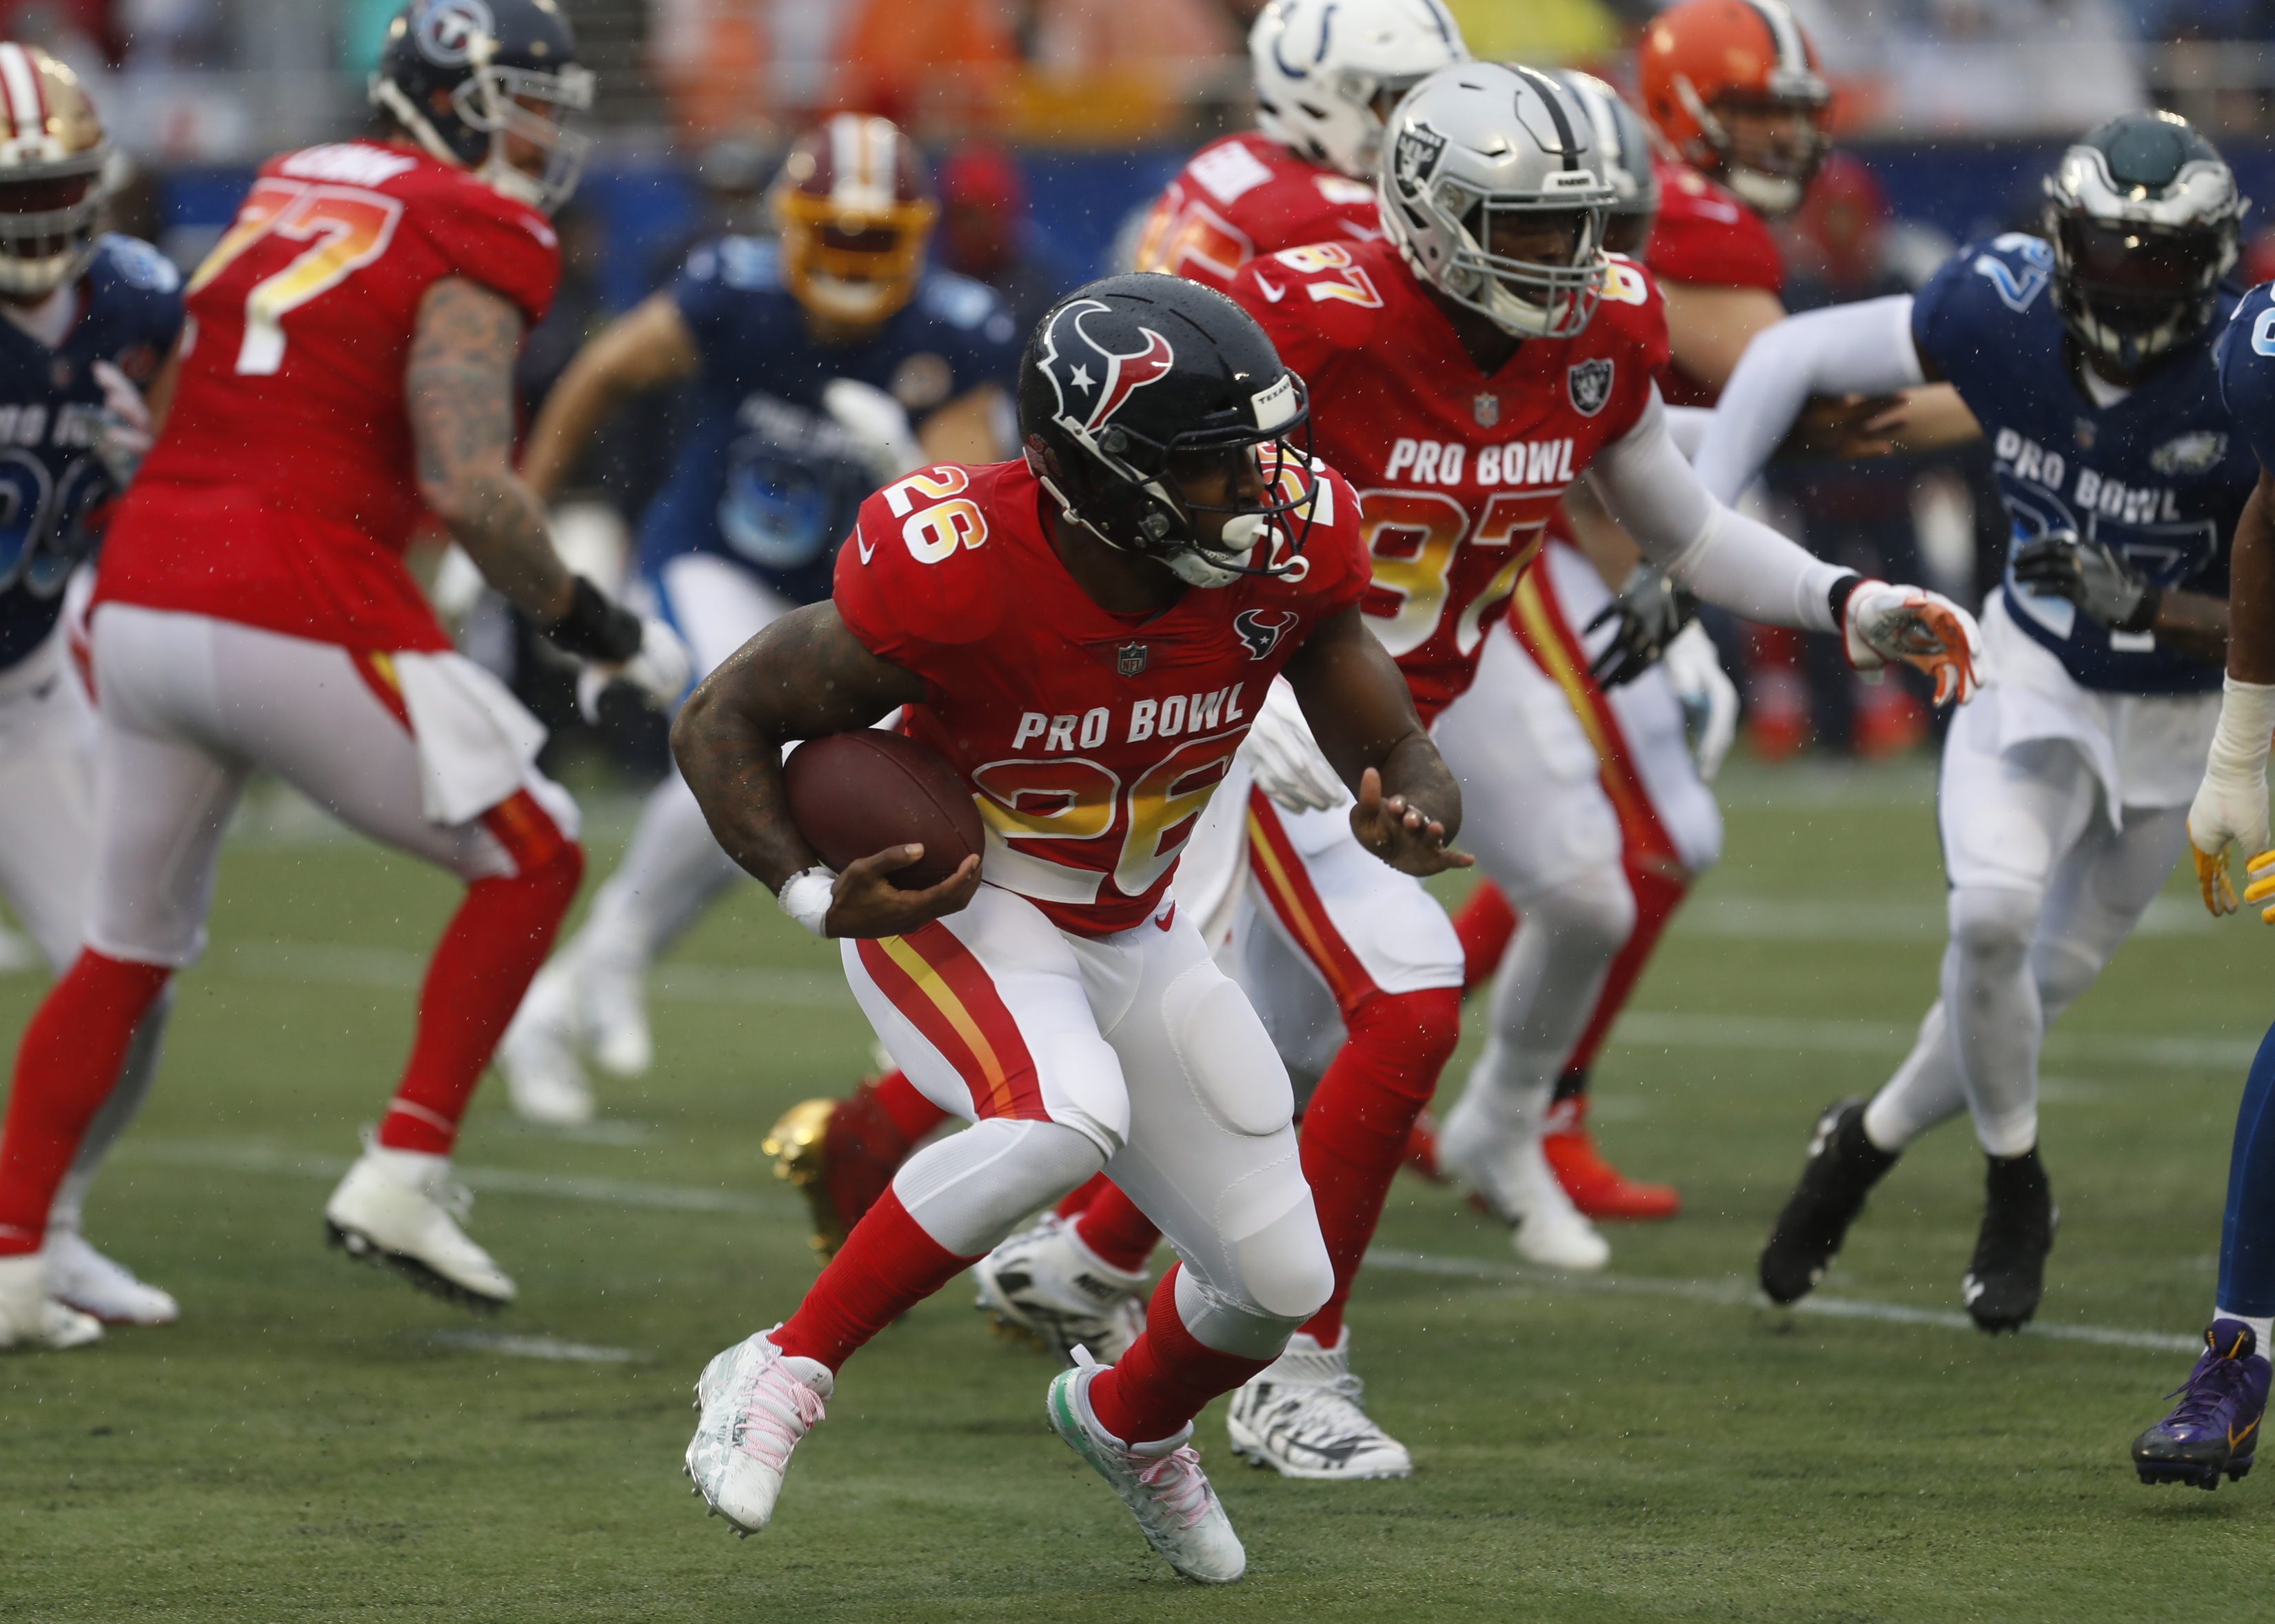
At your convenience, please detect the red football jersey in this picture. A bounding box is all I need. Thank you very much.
[1642,158,1784,409]
[833,456,1369,937]
[99,141,561,653]
[1132,132,1382,294]
[1225,238,1670,721]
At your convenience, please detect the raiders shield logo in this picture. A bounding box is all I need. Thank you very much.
[1473,392,1500,428]
[1117,642,1149,678]
[1567,358,1613,418]
[1391,121,1448,199]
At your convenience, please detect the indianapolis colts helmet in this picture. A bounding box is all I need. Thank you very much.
[1379,63,1619,339]
[1019,276,1320,589]
[1249,0,1468,181]
[2043,110,2245,372]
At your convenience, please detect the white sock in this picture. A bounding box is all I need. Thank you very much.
[2213,1307,2275,1363]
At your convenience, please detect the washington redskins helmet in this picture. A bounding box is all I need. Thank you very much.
[1637,0,1829,216]
[771,115,938,328]
[0,43,110,300]
[370,0,594,214]
[1248,0,1468,182]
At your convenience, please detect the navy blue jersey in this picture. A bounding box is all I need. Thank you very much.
[1914,232,2251,695]
[0,235,183,671]
[2214,283,2275,499]
[638,236,1021,605]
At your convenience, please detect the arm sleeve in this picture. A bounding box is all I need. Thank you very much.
[1587,387,1844,633]
[1663,403,1715,460]
[1688,295,1924,505]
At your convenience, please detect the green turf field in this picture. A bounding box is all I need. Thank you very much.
[2,758,2268,1620]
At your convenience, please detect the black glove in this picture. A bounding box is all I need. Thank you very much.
[542,575,645,662]
[2011,529,2157,631]
[1586,562,1698,688]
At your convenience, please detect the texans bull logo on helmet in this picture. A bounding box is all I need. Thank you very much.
[413,0,494,64]
[1035,298,1179,444]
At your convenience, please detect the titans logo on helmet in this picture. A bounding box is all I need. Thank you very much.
[412,0,495,65]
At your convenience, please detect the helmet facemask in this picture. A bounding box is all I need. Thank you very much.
[1677,82,1828,216]
[773,187,938,327]
[370,27,593,214]
[0,155,106,299]
[1427,189,1610,339]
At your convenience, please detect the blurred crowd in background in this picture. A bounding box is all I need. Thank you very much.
[28,0,2275,771]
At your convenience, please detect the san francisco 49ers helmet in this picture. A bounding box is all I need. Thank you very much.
[2043,111,2245,372]
[1637,0,1829,216]
[771,115,938,329]
[1549,69,1659,254]
[1019,275,1319,589]
[1249,0,1468,181]
[1379,63,1617,340]
[0,43,110,300]
[370,0,594,214]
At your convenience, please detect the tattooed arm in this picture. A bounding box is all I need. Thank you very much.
[407,276,576,622]
[671,601,980,937]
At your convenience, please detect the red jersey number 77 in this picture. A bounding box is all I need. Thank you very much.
[186,179,407,376]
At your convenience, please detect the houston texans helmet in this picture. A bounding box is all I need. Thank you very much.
[1019,275,1319,589]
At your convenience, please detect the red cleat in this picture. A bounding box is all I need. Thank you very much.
[1541,1097,1679,1221]
[763,1076,924,1259]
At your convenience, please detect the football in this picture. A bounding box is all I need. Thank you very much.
[783,729,986,891]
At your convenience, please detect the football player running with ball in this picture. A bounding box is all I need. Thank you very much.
[0,43,186,1339]
[2127,263,2275,1490]
[1698,112,2252,1332]
[671,276,1457,1581]
[496,112,1019,1126]
[0,0,689,1346]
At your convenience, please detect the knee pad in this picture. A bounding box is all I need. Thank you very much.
[1179,1196,1333,1355]
[1948,884,2039,971]
[1530,864,1636,959]
[890,1117,1104,1258]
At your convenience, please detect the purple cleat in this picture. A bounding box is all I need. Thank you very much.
[2132,1319,2270,1490]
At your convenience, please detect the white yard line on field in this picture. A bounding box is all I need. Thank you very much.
[1608,1009,2261,1071]
[427,1329,636,1363]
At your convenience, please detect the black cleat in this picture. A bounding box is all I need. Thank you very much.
[1961,1147,2056,1333]
[1759,1099,1898,1306]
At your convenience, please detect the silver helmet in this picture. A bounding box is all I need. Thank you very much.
[1549,70,1659,230]
[1250,0,1468,182]
[1379,63,1617,339]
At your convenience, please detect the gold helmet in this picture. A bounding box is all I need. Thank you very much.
[0,43,108,299]
[771,114,937,328]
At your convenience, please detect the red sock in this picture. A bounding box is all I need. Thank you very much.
[0,951,172,1255]
[1072,1183,1161,1274]
[1086,1265,1275,1444]
[381,812,582,1155]
[773,1187,975,1370]
[1455,882,1518,995]
[1053,1171,1111,1221]
[869,1069,951,1143]
[1560,860,1687,1079]
[1295,985,1463,1345]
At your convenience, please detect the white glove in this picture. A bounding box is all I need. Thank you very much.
[576,616,693,722]
[1661,620,1738,782]
[1240,679,1344,812]
[1842,580,1984,707]
[90,358,153,485]
[2188,675,2275,917]
[821,377,927,487]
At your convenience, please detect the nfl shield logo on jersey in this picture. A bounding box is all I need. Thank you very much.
[1117,642,1149,677]
[1473,392,1500,428]
[1568,359,1613,417]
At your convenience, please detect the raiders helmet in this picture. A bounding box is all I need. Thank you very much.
[2043,110,2245,372]
[0,42,109,299]
[1249,0,1468,182]
[1019,275,1319,589]
[1379,63,1618,339]
[771,115,938,328]
[370,0,594,214]
[1550,69,1659,255]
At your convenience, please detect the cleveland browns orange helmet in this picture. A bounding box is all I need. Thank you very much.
[771,114,938,328]
[1637,0,1829,216]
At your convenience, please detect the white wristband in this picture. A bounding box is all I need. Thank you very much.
[2207,674,2275,784]
[778,865,836,939]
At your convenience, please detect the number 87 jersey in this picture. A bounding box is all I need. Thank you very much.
[1226,235,1669,720]
[99,141,561,655]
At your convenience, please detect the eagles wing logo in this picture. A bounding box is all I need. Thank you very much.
[1035,298,1177,440]
[1391,121,1448,199]
[2150,429,2228,476]
[1235,609,1299,660]
[1567,358,1613,418]
[413,0,494,65]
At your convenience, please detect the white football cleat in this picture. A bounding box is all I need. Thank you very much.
[1047,1350,1245,1583]
[324,1140,516,1308]
[1226,1328,1411,1480]
[1439,1101,1612,1272]
[973,1212,1148,1364]
[0,1254,101,1350]
[685,1327,833,1535]
[45,1231,179,1326]
[580,952,653,1079]
[496,962,596,1126]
